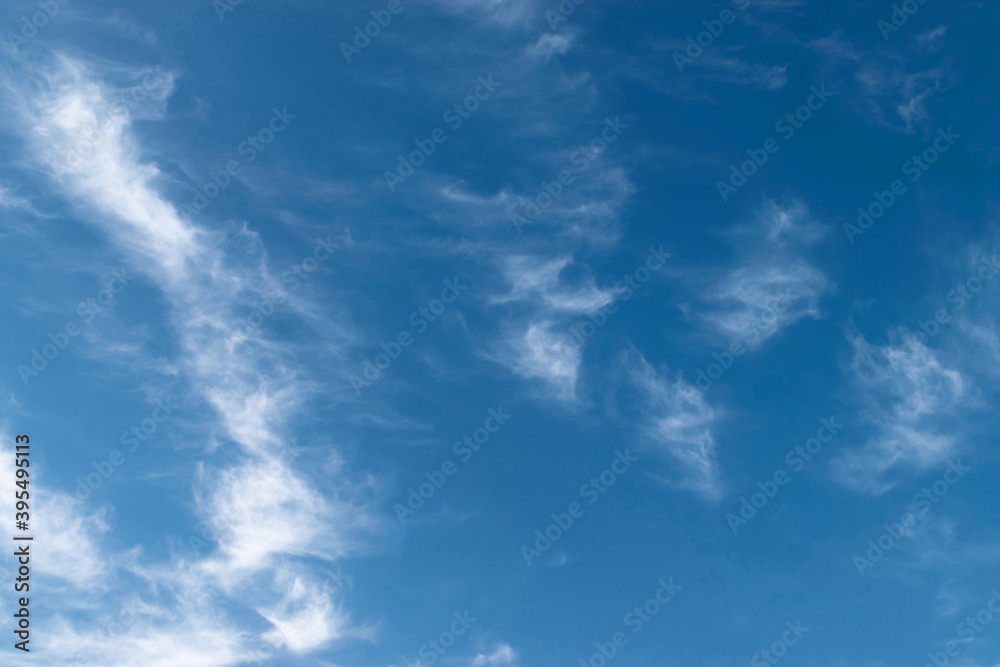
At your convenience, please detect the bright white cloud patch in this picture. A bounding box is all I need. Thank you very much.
[831,331,965,495]
[258,569,356,654]
[500,322,581,400]
[2,54,372,665]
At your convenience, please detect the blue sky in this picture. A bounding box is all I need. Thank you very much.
[1,0,999,665]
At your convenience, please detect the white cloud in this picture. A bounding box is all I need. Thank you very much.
[471,643,519,666]
[3,53,372,665]
[492,255,616,313]
[702,198,830,350]
[487,254,619,400]
[0,185,46,217]
[831,331,965,494]
[35,494,111,587]
[0,429,109,590]
[705,261,826,348]
[525,31,575,61]
[258,569,358,654]
[855,65,949,133]
[47,608,254,667]
[195,459,369,582]
[423,164,632,245]
[626,40,789,100]
[621,349,723,501]
[498,322,581,400]
[806,27,953,134]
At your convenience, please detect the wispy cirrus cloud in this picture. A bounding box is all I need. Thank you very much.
[490,255,616,312]
[806,27,954,134]
[424,0,537,27]
[698,198,831,351]
[1,52,375,665]
[487,254,617,401]
[471,643,519,666]
[495,320,581,400]
[619,348,723,501]
[831,330,965,495]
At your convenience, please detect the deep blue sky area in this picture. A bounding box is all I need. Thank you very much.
[0,1,999,666]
